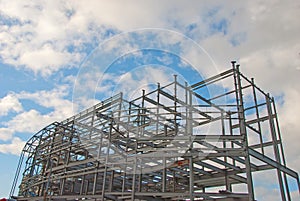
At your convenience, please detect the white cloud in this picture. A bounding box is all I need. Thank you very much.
[18,44,78,76]
[17,85,75,118]
[0,0,94,75]
[0,0,246,76]
[0,137,25,155]
[255,186,281,200]
[113,66,175,100]
[0,93,23,116]
[0,86,75,151]
[5,109,53,133]
[0,128,14,141]
[239,45,300,96]
[254,178,300,200]
[276,89,300,172]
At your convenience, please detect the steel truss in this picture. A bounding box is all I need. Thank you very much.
[10,62,300,201]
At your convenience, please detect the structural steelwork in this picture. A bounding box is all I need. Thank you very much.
[10,62,300,201]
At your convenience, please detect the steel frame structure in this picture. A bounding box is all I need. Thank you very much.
[10,62,300,201]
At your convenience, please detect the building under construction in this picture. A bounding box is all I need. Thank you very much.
[10,62,300,200]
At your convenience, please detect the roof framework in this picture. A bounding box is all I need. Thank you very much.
[10,62,300,201]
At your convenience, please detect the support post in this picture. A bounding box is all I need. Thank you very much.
[273,98,293,200]
[266,95,287,201]
[232,61,255,200]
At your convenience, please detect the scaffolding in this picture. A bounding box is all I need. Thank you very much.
[10,62,300,201]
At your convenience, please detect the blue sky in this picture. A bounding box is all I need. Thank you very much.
[0,1,300,200]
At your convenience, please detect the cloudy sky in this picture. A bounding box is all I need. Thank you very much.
[0,0,299,199]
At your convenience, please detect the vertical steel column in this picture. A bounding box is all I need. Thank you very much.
[122,141,128,193]
[69,125,75,195]
[272,97,295,200]
[44,159,53,201]
[92,166,98,195]
[172,171,176,192]
[138,160,142,192]
[187,84,193,137]
[62,128,72,196]
[101,120,113,200]
[37,134,45,196]
[189,155,194,200]
[157,83,160,135]
[44,132,56,199]
[228,112,236,167]
[174,75,178,134]
[141,89,146,137]
[232,61,255,200]
[156,82,167,193]
[71,179,75,194]
[162,157,167,192]
[266,95,286,201]
[93,122,104,195]
[122,103,130,192]
[138,93,144,192]
[80,152,88,195]
[109,170,114,192]
[117,93,123,131]
[90,107,96,139]
[60,176,65,195]
[85,180,89,195]
[188,83,194,200]
[60,127,69,196]
[185,82,188,136]
[221,111,230,191]
[131,141,137,200]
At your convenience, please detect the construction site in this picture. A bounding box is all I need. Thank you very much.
[9,61,300,201]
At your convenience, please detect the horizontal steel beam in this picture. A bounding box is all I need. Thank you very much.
[248,148,299,178]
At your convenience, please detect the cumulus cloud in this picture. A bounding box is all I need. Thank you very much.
[17,85,75,118]
[0,93,23,116]
[0,85,75,147]
[275,89,300,171]
[0,127,14,141]
[0,0,94,75]
[0,137,26,155]
[18,44,78,76]
[5,109,54,134]
[0,0,245,76]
